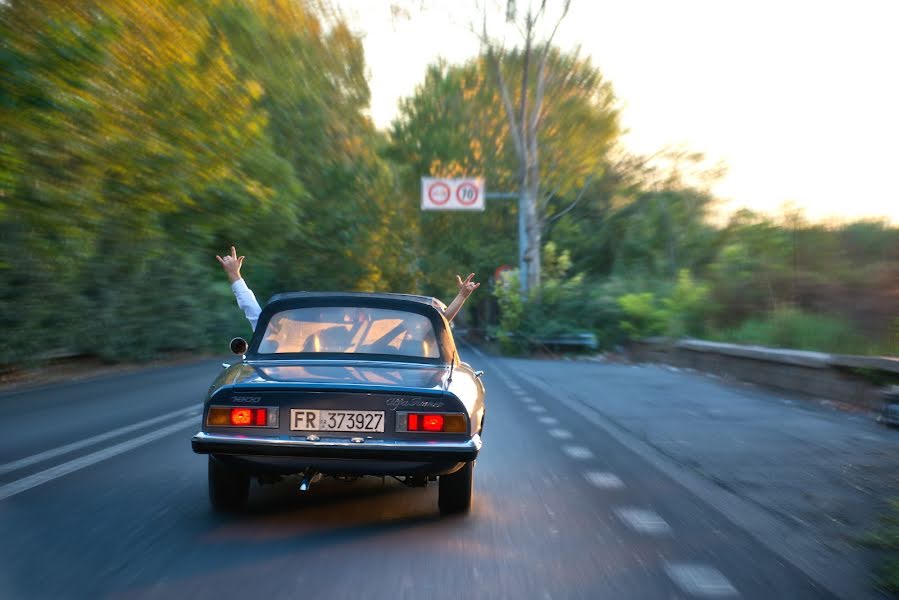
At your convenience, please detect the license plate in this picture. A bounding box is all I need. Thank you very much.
[289,409,385,432]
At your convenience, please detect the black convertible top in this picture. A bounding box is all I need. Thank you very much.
[267,291,447,312]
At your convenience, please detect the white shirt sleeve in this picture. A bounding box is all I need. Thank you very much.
[231,278,262,331]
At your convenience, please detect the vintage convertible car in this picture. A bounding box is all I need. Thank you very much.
[191,291,485,514]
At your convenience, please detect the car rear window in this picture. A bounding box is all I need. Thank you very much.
[257,306,440,359]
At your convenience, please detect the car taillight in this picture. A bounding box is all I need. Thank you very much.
[397,412,467,433]
[422,414,444,431]
[206,406,278,428]
[230,408,266,426]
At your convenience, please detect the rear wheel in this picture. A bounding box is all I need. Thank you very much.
[208,456,249,512]
[438,461,474,515]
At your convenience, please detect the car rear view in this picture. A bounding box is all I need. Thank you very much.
[192,292,485,514]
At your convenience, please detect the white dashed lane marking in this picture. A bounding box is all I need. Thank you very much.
[664,564,739,597]
[527,405,547,413]
[562,445,594,460]
[547,428,572,440]
[614,507,672,535]
[538,416,559,426]
[584,471,625,489]
[520,395,535,403]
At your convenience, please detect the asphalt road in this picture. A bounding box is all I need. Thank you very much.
[0,346,882,599]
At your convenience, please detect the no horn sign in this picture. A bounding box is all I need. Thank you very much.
[421,178,485,211]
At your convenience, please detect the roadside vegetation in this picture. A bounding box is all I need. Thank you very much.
[1,0,896,368]
[863,499,899,597]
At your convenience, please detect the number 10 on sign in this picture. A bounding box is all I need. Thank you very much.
[421,178,485,211]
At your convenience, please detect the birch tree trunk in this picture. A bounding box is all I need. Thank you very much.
[482,0,570,296]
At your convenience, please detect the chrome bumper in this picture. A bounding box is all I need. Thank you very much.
[192,431,481,463]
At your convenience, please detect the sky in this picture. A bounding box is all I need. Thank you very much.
[335,1,899,223]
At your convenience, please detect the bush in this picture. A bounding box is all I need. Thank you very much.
[716,307,875,354]
[862,499,899,596]
[617,292,666,339]
[492,248,716,353]
[492,243,595,353]
[663,269,710,338]
[616,270,710,341]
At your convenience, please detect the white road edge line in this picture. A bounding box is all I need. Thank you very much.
[0,418,199,501]
[0,405,201,476]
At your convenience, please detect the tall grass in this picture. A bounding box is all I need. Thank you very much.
[715,308,895,356]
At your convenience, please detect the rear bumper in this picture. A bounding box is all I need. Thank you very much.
[192,431,481,463]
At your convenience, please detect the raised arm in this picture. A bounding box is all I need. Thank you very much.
[216,245,262,331]
[443,273,480,322]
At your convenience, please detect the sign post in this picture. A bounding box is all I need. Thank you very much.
[421,178,485,211]
[421,177,523,296]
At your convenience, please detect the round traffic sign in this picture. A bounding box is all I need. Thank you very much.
[456,182,479,206]
[428,182,451,205]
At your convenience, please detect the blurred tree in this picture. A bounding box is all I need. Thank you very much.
[388,48,619,310]
[0,0,412,363]
[478,0,620,295]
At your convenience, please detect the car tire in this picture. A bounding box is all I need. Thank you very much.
[438,461,474,515]
[208,456,249,512]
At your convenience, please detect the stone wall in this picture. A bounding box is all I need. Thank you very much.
[629,338,899,412]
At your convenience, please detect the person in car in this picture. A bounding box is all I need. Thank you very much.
[216,246,480,331]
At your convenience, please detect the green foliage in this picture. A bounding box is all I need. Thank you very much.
[617,293,666,339]
[494,243,616,352]
[493,270,525,353]
[0,1,896,367]
[615,270,709,341]
[663,269,710,338]
[387,48,620,306]
[861,499,899,595]
[713,307,887,355]
[0,0,410,366]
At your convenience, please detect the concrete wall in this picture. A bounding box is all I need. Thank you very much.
[629,338,899,413]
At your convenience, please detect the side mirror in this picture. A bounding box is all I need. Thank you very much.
[230,337,248,355]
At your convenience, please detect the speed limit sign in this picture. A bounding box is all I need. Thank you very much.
[456,182,479,206]
[421,178,485,211]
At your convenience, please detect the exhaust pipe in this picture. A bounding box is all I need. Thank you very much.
[298,470,322,492]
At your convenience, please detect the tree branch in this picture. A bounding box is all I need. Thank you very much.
[518,8,532,149]
[542,0,570,52]
[531,45,549,134]
[545,174,593,228]
[539,180,564,210]
[487,48,526,163]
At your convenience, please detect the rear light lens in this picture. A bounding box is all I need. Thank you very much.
[230,408,254,426]
[422,414,444,431]
[397,412,467,433]
[206,406,278,428]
